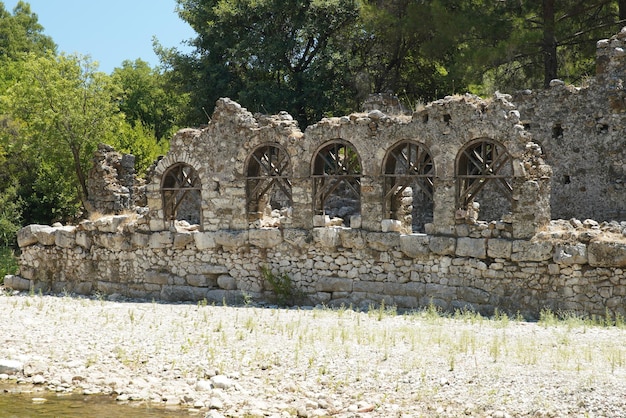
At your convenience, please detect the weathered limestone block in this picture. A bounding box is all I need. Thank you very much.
[511,241,554,262]
[144,270,170,285]
[161,285,207,302]
[365,231,400,252]
[429,236,456,255]
[75,231,92,250]
[214,230,249,249]
[97,233,129,251]
[283,229,309,248]
[488,239,513,259]
[248,228,283,248]
[553,243,588,265]
[313,227,341,248]
[198,264,229,275]
[94,215,127,233]
[55,226,76,248]
[173,231,194,249]
[353,281,384,293]
[316,277,353,292]
[339,229,366,249]
[17,225,56,247]
[350,215,362,229]
[149,218,164,232]
[3,275,31,291]
[217,275,237,290]
[384,282,407,296]
[461,287,491,304]
[187,274,215,287]
[130,233,150,248]
[149,231,174,249]
[588,241,626,267]
[399,234,430,258]
[456,238,487,259]
[193,231,217,250]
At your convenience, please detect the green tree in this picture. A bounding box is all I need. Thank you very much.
[2,52,123,216]
[0,1,55,60]
[112,58,188,141]
[455,0,621,91]
[166,0,362,127]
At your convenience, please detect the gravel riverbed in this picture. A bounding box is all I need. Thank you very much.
[1,292,626,417]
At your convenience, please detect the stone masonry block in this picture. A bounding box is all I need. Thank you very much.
[588,241,626,267]
[316,277,353,293]
[353,281,384,293]
[400,234,430,258]
[214,230,249,248]
[313,227,341,248]
[553,243,588,265]
[456,238,487,259]
[194,231,217,250]
[248,228,283,248]
[365,232,400,252]
[54,226,76,248]
[428,236,456,255]
[511,240,553,262]
[487,239,513,259]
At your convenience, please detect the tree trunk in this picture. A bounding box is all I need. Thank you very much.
[542,0,557,88]
[70,144,90,212]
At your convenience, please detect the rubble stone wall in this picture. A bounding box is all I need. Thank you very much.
[513,29,626,221]
[9,218,626,319]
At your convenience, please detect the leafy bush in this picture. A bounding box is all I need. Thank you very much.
[260,265,301,306]
[0,246,18,284]
[0,182,23,247]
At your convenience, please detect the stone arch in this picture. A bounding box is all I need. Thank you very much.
[161,162,202,226]
[456,138,513,222]
[312,139,362,225]
[382,140,435,233]
[245,143,293,226]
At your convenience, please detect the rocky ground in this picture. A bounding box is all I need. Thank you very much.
[1,292,626,417]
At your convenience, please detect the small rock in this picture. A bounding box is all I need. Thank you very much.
[209,397,224,410]
[210,375,234,390]
[32,375,46,385]
[196,379,213,392]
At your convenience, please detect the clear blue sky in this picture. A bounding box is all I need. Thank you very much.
[3,0,196,73]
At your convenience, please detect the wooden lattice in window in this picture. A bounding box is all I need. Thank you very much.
[312,140,361,218]
[161,163,202,225]
[383,141,434,219]
[456,139,512,209]
[246,144,292,220]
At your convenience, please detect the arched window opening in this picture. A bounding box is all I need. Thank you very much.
[456,139,513,222]
[246,144,292,227]
[383,141,434,233]
[161,163,202,227]
[312,140,361,227]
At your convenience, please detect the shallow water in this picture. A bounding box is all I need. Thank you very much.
[0,386,191,417]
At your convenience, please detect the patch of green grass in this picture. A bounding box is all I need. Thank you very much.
[0,246,19,284]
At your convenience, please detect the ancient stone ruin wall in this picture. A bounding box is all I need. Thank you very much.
[9,216,626,319]
[513,29,626,221]
[7,29,626,318]
[86,143,141,214]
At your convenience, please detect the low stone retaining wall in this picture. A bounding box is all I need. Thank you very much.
[6,215,626,319]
